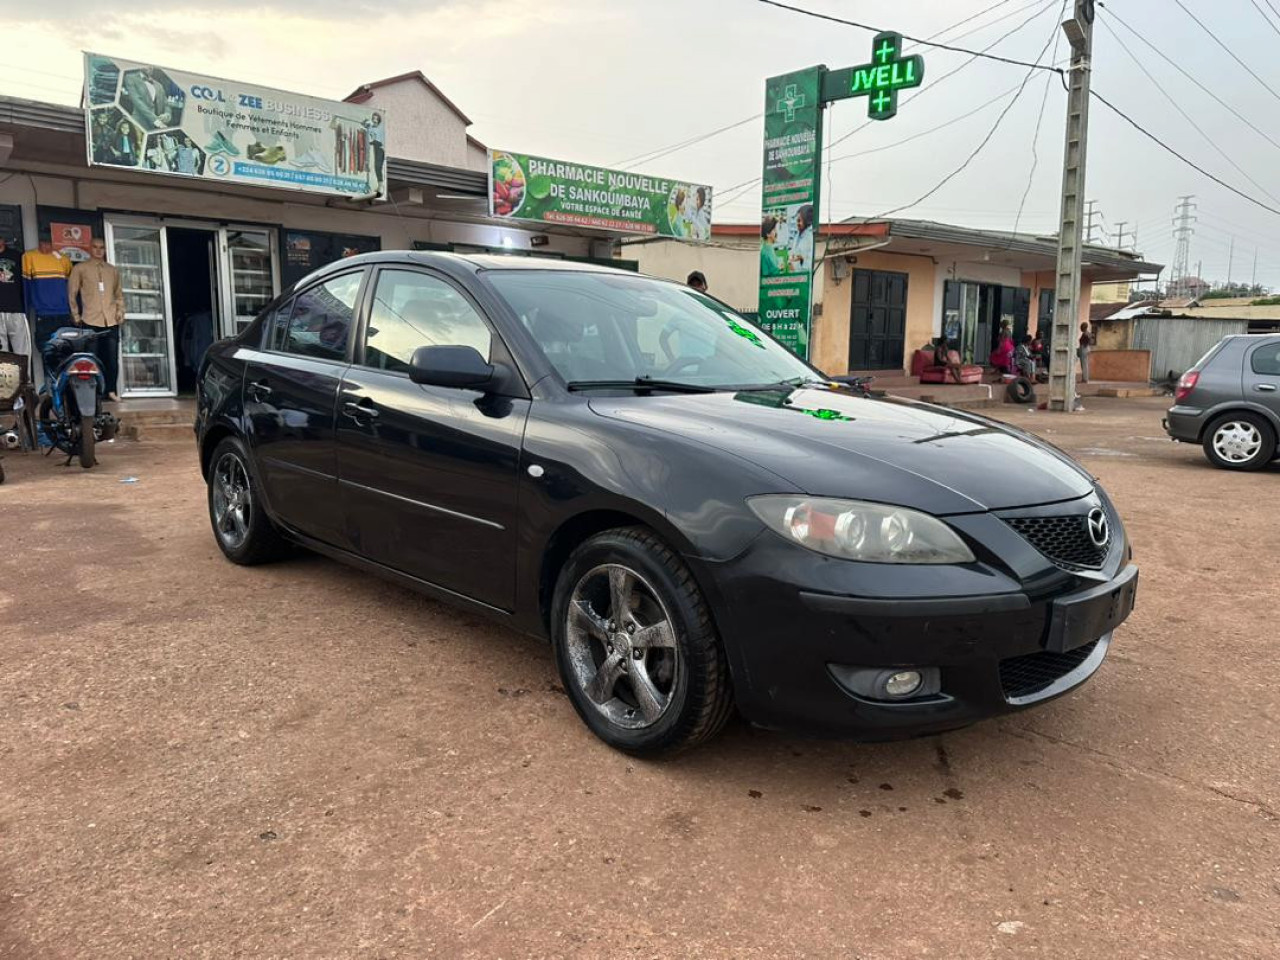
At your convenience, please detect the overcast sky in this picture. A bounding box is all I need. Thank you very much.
[7,0,1280,286]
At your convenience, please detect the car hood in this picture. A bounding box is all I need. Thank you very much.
[587,385,1094,515]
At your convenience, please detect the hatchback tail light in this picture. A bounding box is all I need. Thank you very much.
[70,359,99,381]
[1175,370,1199,403]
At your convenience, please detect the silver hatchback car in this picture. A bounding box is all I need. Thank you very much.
[1165,334,1280,470]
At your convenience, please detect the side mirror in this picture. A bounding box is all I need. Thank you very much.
[409,345,496,390]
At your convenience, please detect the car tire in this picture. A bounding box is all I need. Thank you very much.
[1202,412,1276,471]
[550,527,734,757]
[1006,378,1036,404]
[207,436,288,564]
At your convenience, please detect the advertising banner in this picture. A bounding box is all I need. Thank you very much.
[83,53,387,200]
[758,67,823,359]
[489,150,712,242]
[50,222,94,263]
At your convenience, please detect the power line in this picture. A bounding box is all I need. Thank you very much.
[1007,1,1066,241]
[1098,15,1280,206]
[754,0,1065,74]
[1170,0,1280,106]
[614,0,1048,173]
[828,0,1060,152]
[1248,0,1280,39]
[613,113,761,169]
[1098,4,1280,156]
[1090,89,1280,219]
[1265,0,1280,21]
[849,7,1064,226]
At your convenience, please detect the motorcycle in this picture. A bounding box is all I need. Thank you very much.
[38,326,118,469]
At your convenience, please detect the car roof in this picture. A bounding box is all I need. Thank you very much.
[303,249,626,277]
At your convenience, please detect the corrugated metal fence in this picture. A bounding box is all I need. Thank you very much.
[1132,317,1249,378]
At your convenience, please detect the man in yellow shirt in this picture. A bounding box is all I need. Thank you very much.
[68,238,125,400]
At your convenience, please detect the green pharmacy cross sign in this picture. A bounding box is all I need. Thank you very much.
[821,32,926,121]
[757,31,926,360]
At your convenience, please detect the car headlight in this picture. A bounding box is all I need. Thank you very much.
[747,496,976,564]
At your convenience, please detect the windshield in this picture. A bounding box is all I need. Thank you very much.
[485,270,820,389]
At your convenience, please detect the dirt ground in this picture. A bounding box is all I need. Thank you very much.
[1,397,1277,959]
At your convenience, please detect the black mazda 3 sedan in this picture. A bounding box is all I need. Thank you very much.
[196,252,1137,755]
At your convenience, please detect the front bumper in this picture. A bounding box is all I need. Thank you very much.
[703,528,1136,740]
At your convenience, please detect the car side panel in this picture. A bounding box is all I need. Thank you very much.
[508,396,802,638]
[1171,338,1280,441]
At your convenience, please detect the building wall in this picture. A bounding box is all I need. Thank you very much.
[621,237,759,311]
[816,250,938,376]
[466,140,488,172]
[356,80,470,169]
[1022,270,1095,332]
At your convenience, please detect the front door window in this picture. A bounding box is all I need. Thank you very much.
[112,224,173,395]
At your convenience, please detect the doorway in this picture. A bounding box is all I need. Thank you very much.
[166,227,219,394]
[848,268,908,370]
[944,280,1031,364]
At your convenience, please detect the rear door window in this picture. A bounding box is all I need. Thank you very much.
[282,272,364,362]
[1249,340,1280,376]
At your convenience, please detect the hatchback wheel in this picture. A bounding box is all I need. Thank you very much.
[551,528,734,756]
[208,437,287,564]
[1203,413,1275,471]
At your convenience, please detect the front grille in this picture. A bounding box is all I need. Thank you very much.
[999,640,1099,699]
[1005,515,1108,571]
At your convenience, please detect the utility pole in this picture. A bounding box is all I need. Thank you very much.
[1253,247,1259,292]
[1171,195,1197,299]
[1048,0,1095,413]
[1084,199,1104,244]
[1227,236,1235,290]
[1196,259,1202,299]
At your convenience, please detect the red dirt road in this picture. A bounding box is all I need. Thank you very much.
[1,397,1277,958]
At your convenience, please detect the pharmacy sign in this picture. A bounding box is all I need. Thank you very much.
[758,33,925,358]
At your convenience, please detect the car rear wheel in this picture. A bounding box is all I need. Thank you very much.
[208,436,288,564]
[1203,413,1275,471]
[551,527,734,756]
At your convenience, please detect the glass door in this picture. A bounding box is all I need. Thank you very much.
[107,220,176,397]
[220,227,279,337]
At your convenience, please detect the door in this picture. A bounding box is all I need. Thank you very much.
[106,219,178,397]
[220,226,279,338]
[244,268,365,547]
[848,269,908,370]
[336,266,529,610]
[1246,338,1280,418]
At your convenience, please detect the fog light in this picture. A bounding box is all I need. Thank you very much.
[884,671,923,698]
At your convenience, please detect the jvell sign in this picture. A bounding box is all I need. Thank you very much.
[489,150,712,242]
[83,53,388,199]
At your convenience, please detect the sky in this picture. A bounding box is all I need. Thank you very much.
[6,0,1280,288]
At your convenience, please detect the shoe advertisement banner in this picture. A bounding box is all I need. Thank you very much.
[489,150,712,242]
[757,67,823,360]
[83,53,388,200]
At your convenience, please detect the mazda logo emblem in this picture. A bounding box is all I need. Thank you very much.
[1087,508,1110,548]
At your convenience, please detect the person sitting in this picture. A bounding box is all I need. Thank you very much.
[1015,335,1036,381]
[933,336,967,384]
[1030,331,1046,369]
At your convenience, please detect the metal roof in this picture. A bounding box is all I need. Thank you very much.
[861,216,1164,275]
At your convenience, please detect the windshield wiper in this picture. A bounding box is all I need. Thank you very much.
[735,376,829,392]
[566,377,719,394]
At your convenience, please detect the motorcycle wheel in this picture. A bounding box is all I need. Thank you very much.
[79,416,96,468]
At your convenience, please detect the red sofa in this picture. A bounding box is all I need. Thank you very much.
[913,348,984,385]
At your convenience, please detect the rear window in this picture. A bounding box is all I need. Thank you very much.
[1251,340,1280,376]
[1189,339,1228,373]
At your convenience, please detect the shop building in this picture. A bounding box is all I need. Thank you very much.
[0,70,625,397]
[623,219,1163,376]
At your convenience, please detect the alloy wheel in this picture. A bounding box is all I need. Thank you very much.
[564,563,680,730]
[1213,421,1263,463]
[212,452,252,550]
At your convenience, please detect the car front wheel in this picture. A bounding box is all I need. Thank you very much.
[1203,413,1275,471]
[551,528,734,756]
[207,437,288,564]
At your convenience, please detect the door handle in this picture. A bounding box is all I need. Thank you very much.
[1254,383,1277,392]
[247,380,272,401]
[343,400,379,421]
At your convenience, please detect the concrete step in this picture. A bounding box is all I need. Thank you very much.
[119,422,196,443]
